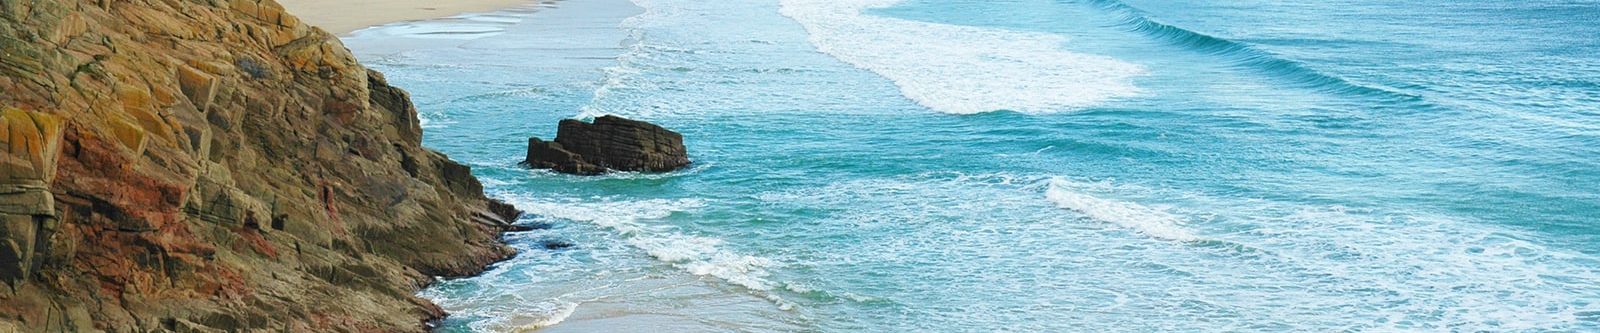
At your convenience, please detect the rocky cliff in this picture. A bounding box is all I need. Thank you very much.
[0,0,520,331]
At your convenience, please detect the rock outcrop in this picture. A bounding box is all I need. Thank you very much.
[1,0,519,331]
[523,115,690,175]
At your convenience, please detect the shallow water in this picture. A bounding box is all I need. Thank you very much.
[343,0,1600,331]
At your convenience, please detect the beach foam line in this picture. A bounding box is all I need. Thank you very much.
[1045,178,1198,241]
[346,11,534,40]
[509,301,579,332]
[780,0,1145,114]
[439,297,582,333]
[501,195,788,297]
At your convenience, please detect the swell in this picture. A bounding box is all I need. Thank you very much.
[1079,0,1428,105]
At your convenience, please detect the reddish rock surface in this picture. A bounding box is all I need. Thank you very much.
[0,0,519,331]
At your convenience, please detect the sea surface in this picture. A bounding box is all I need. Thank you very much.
[341,0,1600,331]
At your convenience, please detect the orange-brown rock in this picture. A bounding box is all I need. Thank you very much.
[0,0,520,331]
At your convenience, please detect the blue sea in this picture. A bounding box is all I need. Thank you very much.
[341,0,1600,331]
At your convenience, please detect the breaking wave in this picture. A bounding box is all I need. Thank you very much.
[780,0,1145,114]
[1045,178,1199,241]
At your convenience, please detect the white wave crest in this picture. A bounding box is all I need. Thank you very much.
[504,196,782,293]
[780,0,1145,114]
[507,302,578,332]
[444,299,579,333]
[1046,178,1198,241]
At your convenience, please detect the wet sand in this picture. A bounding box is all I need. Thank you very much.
[278,0,550,34]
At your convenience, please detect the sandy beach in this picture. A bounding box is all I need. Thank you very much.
[277,0,544,34]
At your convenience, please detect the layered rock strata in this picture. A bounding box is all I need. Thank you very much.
[523,115,690,175]
[0,0,519,331]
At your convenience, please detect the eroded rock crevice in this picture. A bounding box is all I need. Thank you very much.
[523,115,691,175]
[1,0,520,331]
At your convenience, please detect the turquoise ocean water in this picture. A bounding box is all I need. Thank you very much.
[342,0,1600,331]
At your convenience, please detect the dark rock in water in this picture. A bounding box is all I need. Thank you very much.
[521,221,555,230]
[486,199,523,224]
[504,221,551,232]
[539,239,576,250]
[523,115,690,175]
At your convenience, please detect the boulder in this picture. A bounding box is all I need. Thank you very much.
[538,239,575,250]
[523,115,690,175]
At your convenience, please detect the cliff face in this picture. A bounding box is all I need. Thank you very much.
[0,0,518,331]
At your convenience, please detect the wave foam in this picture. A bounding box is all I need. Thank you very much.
[780,0,1145,114]
[503,196,784,293]
[1042,178,1600,330]
[508,302,577,332]
[1046,178,1198,241]
[443,299,579,333]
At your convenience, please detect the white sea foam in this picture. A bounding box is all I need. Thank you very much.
[502,196,784,294]
[417,113,432,128]
[1045,178,1198,241]
[416,110,452,129]
[508,301,578,332]
[444,298,581,333]
[347,10,538,39]
[1044,178,1600,330]
[779,0,1145,114]
[532,161,711,181]
[756,172,1600,330]
[575,0,656,119]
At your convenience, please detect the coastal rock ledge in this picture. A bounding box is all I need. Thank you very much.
[2,0,519,331]
[523,116,691,175]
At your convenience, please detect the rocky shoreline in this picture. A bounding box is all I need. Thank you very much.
[1,0,519,331]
